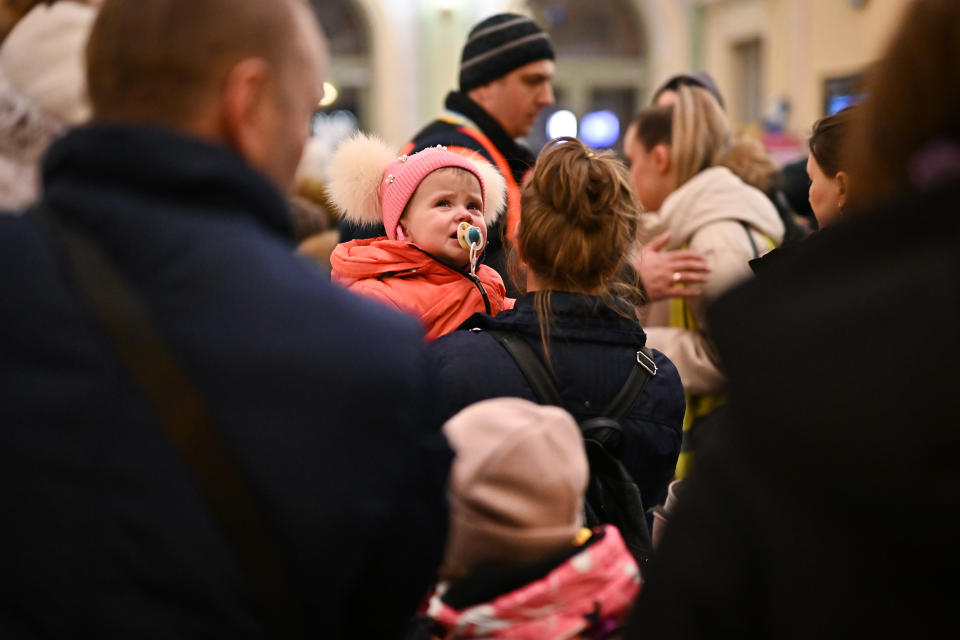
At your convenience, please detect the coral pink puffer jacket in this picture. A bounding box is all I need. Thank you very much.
[425,526,641,639]
[331,237,510,341]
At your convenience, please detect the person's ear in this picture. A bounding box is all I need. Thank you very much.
[652,144,672,176]
[219,57,273,160]
[466,83,493,112]
[835,170,849,211]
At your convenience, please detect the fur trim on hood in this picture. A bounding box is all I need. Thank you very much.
[327,132,506,239]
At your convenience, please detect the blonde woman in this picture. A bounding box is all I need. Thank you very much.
[624,85,784,474]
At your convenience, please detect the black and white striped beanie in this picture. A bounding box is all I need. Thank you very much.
[459,13,554,92]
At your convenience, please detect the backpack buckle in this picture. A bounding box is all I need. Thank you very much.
[636,349,657,376]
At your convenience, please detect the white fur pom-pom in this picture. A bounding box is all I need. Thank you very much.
[326,132,397,225]
[471,157,507,225]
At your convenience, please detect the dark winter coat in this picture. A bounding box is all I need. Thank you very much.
[430,292,685,510]
[628,178,960,639]
[0,124,452,639]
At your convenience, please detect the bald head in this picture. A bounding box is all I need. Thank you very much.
[86,0,323,127]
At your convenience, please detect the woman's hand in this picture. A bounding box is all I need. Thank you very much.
[633,232,710,302]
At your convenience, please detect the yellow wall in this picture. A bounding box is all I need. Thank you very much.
[636,0,692,96]
[348,0,909,150]
[800,0,908,128]
[355,0,690,145]
[699,0,909,136]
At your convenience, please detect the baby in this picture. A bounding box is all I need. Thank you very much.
[328,133,509,340]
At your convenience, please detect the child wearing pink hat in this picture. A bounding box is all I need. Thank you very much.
[420,398,641,639]
[328,133,510,340]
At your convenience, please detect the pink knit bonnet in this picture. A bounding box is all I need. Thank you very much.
[438,397,588,579]
[327,133,506,240]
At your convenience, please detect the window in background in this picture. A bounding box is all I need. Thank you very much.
[733,37,764,126]
[526,0,648,153]
[585,88,636,153]
[823,73,865,115]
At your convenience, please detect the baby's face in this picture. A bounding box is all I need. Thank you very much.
[399,168,486,270]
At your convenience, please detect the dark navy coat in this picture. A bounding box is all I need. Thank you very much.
[0,125,451,639]
[429,292,685,510]
[629,179,960,640]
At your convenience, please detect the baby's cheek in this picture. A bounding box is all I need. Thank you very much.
[476,218,488,240]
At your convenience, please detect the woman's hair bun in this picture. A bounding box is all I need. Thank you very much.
[518,136,639,293]
[530,137,624,232]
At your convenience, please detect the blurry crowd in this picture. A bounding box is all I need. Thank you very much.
[1,0,958,638]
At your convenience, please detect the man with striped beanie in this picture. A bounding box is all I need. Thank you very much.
[345,14,555,294]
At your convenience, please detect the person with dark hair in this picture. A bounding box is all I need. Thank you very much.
[627,0,960,637]
[806,105,858,228]
[747,105,860,275]
[430,137,685,519]
[0,0,451,636]
[342,13,556,295]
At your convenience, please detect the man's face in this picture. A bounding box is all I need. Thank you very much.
[474,59,555,139]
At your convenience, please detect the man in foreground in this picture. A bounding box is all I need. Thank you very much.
[0,1,451,636]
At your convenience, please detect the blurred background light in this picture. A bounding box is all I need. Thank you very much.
[579,110,620,148]
[546,109,578,140]
[826,93,865,115]
[319,81,339,108]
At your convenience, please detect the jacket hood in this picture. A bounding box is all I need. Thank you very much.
[425,525,640,639]
[644,166,785,249]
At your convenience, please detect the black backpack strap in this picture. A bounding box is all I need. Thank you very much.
[740,220,761,259]
[601,347,657,422]
[488,330,658,448]
[36,206,306,639]
[486,328,655,565]
[488,329,658,422]
[486,330,564,406]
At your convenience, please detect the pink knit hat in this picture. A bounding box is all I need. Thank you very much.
[328,133,506,240]
[439,398,588,579]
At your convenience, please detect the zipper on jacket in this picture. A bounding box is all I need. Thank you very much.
[465,272,491,315]
[410,245,491,315]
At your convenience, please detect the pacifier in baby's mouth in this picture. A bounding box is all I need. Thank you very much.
[457,221,483,250]
[457,221,484,276]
